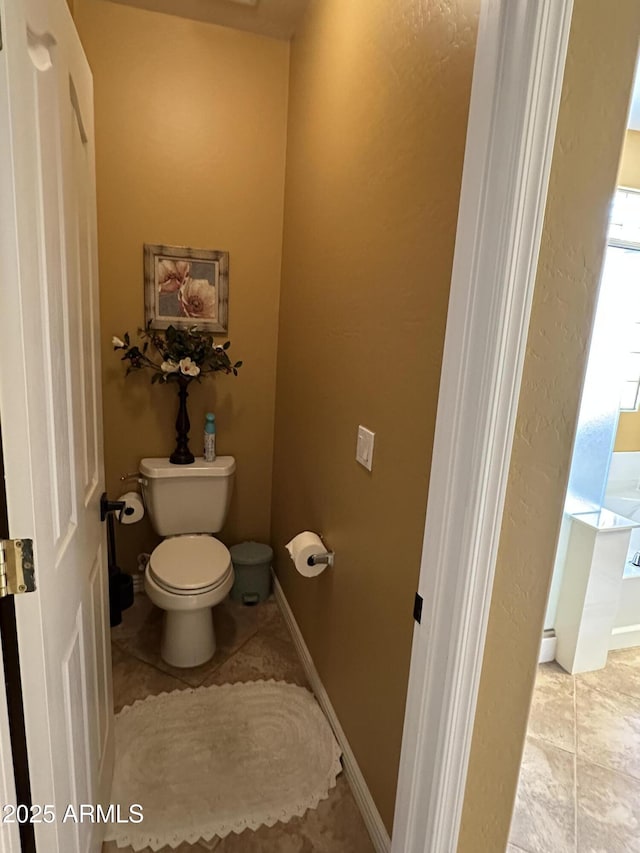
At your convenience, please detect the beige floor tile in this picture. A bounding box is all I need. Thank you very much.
[527,662,575,753]
[578,646,640,701]
[509,737,575,853]
[112,594,278,687]
[213,776,374,853]
[103,842,213,852]
[576,682,640,780]
[111,644,189,712]
[577,758,640,852]
[202,613,309,688]
[109,598,367,852]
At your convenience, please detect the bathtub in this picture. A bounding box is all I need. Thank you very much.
[604,452,640,646]
[604,487,640,522]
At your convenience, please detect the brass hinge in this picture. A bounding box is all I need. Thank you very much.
[0,540,36,598]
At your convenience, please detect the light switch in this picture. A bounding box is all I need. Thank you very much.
[356,425,375,471]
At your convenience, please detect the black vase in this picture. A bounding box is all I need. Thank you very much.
[169,376,195,465]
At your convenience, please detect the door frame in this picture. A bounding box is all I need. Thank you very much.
[392,1,574,850]
[0,629,20,853]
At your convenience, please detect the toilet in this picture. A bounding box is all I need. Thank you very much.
[139,456,236,668]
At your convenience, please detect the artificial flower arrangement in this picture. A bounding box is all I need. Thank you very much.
[112,324,242,464]
[112,324,242,383]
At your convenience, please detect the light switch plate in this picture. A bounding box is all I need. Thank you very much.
[356,425,375,471]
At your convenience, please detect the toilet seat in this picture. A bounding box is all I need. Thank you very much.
[149,535,232,595]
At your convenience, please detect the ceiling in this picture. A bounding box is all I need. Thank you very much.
[106,0,310,40]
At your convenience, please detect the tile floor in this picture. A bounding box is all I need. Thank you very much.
[509,647,640,853]
[103,593,375,853]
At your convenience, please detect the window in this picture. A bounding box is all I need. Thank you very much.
[610,187,640,245]
[620,319,640,410]
[608,188,640,411]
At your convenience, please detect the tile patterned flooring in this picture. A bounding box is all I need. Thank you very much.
[103,593,375,853]
[509,648,640,853]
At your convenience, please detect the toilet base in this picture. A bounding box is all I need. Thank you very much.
[161,608,216,668]
[144,562,234,669]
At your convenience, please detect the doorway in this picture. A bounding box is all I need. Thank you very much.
[509,58,640,853]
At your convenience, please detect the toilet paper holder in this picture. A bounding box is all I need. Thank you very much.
[99,492,134,524]
[307,551,335,568]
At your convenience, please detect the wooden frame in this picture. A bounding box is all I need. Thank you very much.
[143,243,229,334]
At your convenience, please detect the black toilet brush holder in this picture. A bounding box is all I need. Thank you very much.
[109,571,134,627]
[101,492,136,627]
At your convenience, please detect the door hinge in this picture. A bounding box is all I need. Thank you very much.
[0,540,36,598]
[413,592,423,624]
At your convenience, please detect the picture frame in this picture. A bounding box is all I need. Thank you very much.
[143,243,229,334]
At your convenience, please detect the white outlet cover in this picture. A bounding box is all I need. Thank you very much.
[356,426,375,471]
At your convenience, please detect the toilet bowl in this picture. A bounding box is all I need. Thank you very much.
[144,534,235,668]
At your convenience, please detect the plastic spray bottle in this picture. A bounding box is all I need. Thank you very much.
[204,413,216,462]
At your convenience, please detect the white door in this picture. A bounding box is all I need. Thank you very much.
[0,0,114,850]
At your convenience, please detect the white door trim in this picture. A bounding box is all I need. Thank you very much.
[391,1,574,851]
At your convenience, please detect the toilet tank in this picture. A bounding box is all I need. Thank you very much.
[139,457,235,536]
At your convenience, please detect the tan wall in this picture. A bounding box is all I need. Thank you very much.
[458,2,640,850]
[270,0,479,831]
[619,130,640,188]
[74,0,289,567]
[614,130,640,451]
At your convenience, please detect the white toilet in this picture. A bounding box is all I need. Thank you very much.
[139,456,236,668]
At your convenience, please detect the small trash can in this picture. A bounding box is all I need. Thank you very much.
[230,541,273,605]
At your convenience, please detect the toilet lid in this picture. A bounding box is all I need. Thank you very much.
[149,535,232,594]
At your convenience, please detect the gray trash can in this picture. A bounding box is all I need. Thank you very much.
[230,541,273,605]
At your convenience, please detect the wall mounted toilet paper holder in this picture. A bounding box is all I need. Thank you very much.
[307,551,335,568]
[99,493,134,524]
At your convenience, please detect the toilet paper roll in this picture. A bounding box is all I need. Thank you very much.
[117,491,145,525]
[285,531,328,578]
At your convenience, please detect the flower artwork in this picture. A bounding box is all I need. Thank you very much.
[179,277,218,320]
[157,259,189,294]
[144,245,229,334]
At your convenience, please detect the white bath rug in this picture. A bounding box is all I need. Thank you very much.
[104,680,342,851]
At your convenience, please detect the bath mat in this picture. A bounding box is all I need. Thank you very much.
[104,680,342,851]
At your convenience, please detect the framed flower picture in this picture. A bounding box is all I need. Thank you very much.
[143,244,229,334]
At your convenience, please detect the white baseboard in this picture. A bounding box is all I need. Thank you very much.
[273,574,391,853]
[539,631,557,663]
[610,624,640,651]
